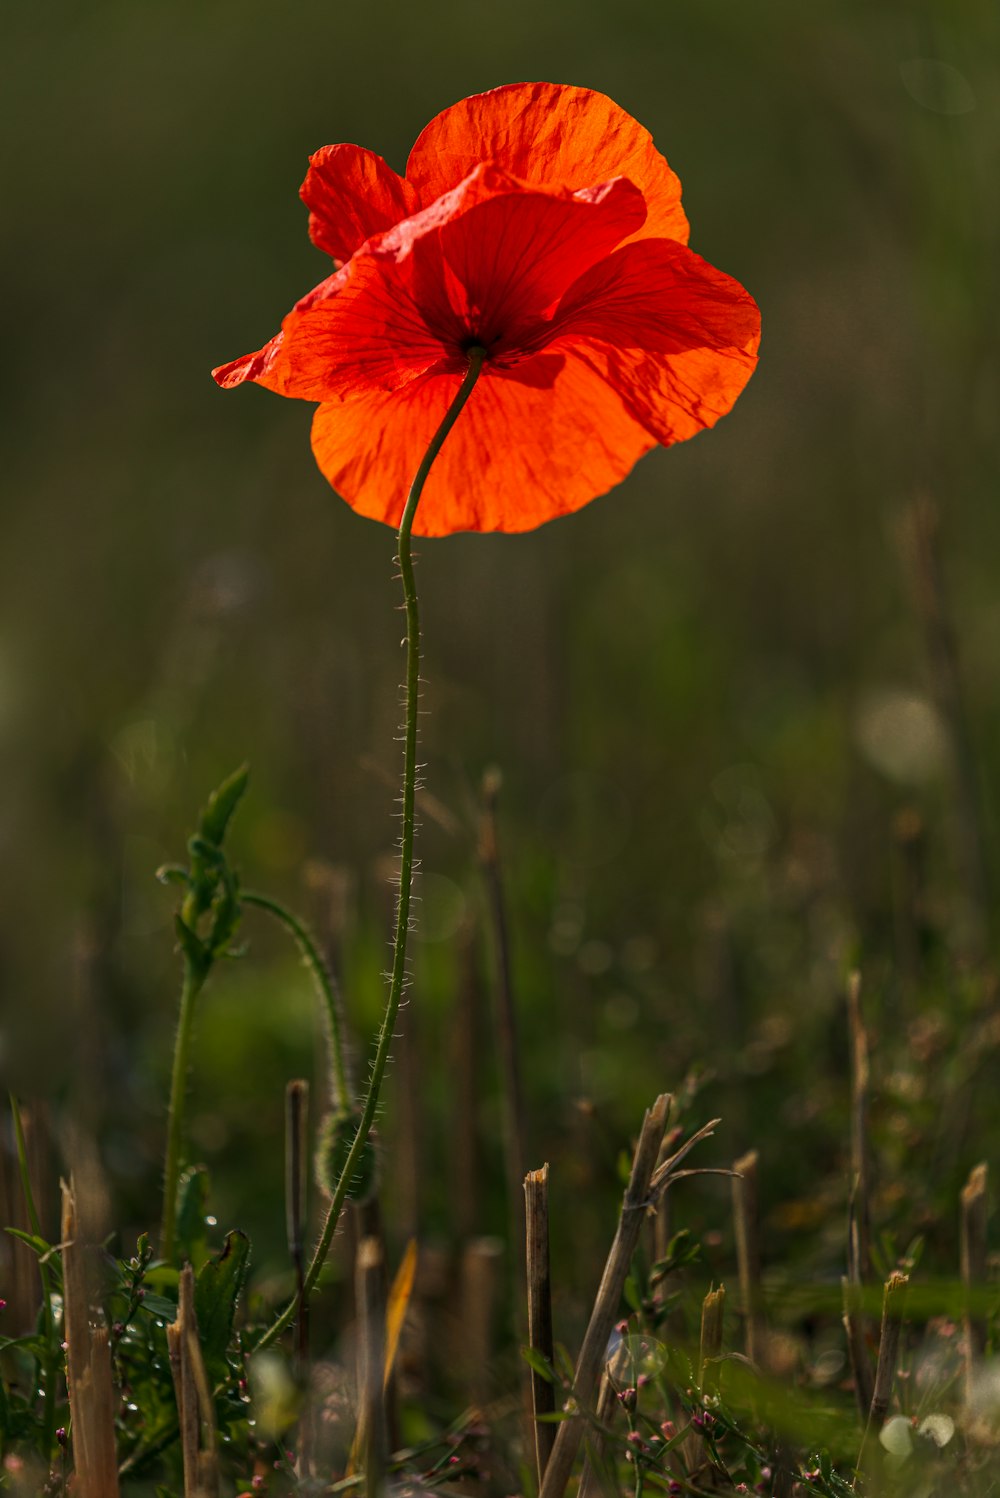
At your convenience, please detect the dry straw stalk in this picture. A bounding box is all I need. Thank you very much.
[538,1093,670,1498]
[731,1149,763,1366]
[61,1179,120,1498]
[961,1161,989,1402]
[166,1264,219,1498]
[355,1236,388,1498]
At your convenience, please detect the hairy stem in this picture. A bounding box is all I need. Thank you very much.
[242,890,351,1106]
[256,347,486,1351]
[160,964,205,1262]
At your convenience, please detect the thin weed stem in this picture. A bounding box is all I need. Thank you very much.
[524,1163,556,1484]
[285,1079,311,1384]
[256,347,487,1352]
[856,1270,908,1479]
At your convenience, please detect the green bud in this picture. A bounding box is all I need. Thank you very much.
[315,1108,378,1204]
[199,764,250,847]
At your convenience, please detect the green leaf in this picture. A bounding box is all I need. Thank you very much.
[175,914,209,977]
[187,834,226,868]
[651,1229,701,1278]
[137,1293,179,1322]
[195,1230,251,1373]
[199,765,249,848]
[5,1229,52,1259]
[175,1166,211,1270]
[0,1333,50,1358]
[208,862,242,956]
[520,1345,556,1383]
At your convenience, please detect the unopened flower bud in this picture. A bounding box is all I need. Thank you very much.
[315,1108,378,1203]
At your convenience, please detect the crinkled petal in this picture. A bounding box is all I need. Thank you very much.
[310,351,655,535]
[213,330,287,391]
[370,164,646,356]
[555,238,760,355]
[407,81,688,245]
[212,270,344,392]
[551,238,760,444]
[578,343,759,446]
[300,144,419,262]
[215,165,647,403]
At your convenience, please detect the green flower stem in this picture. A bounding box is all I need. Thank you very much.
[160,962,207,1262]
[241,889,351,1106]
[256,346,486,1353]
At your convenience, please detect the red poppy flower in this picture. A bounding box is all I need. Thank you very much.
[214,82,760,535]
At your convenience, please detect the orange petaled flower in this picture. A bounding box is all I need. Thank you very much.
[214,82,760,535]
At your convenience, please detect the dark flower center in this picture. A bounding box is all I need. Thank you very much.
[460,331,494,358]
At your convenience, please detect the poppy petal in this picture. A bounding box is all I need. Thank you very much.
[213,330,287,391]
[310,350,655,535]
[552,238,760,444]
[581,343,759,447]
[370,164,646,356]
[406,81,689,246]
[300,144,420,262]
[215,166,647,403]
[212,270,345,393]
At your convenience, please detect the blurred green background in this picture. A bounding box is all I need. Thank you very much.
[2,0,999,1293]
